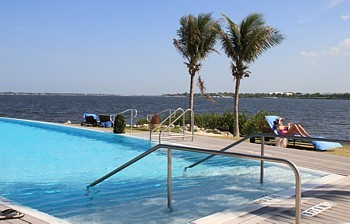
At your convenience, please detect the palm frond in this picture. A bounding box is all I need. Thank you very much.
[221,13,284,78]
[197,75,216,103]
[174,13,221,72]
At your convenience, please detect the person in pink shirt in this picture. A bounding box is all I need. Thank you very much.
[274,117,311,137]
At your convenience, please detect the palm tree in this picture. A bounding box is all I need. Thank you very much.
[173,13,220,129]
[220,13,284,137]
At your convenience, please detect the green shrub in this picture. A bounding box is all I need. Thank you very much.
[136,117,148,125]
[241,111,269,135]
[143,110,268,136]
[191,110,269,136]
[238,113,249,135]
[113,114,126,134]
[193,110,248,135]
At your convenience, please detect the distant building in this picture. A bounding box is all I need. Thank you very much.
[269,92,294,96]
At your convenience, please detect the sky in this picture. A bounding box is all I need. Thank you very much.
[0,0,349,95]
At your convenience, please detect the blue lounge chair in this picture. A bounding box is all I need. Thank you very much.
[265,115,342,151]
[81,114,98,126]
[99,114,112,128]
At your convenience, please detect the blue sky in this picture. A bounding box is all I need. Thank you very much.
[0,0,349,95]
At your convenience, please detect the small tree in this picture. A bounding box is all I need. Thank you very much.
[113,114,126,134]
[220,13,284,137]
[149,113,160,132]
[173,13,221,130]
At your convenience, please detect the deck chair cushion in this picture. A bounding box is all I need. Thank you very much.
[265,115,280,135]
[99,114,112,128]
[312,139,342,151]
[84,113,98,121]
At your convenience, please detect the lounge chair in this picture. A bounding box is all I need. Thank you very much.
[265,115,281,135]
[99,114,113,128]
[81,114,98,126]
[265,115,342,151]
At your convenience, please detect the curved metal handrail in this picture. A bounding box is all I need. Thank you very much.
[184,133,349,171]
[184,134,252,171]
[87,135,302,223]
[146,109,175,122]
[110,109,137,133]
[158,108,193,144]
[149,108,184,141]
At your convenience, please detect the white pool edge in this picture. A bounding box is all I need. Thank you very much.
[0,197,71,224]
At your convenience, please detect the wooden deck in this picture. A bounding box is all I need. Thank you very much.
[228,175,350,224]
[1,131,350,224]
[137,132,350,223]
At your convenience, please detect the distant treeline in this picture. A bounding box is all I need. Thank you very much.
[0,92,120,96]
[163,92,350,100]
[2,92,350,100]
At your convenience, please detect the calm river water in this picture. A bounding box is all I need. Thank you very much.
[0,95,349,140]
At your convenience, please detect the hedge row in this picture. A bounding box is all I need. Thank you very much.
[137,110,271,136]
[193,110,269,135]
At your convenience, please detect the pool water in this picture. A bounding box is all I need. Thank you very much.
[0,118,323,224]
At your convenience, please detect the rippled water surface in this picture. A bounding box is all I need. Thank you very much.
[1,95,349,140]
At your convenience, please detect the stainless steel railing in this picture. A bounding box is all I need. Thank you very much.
[110,109,137,133]
[87,134,302,223]
[158,108,194,144]
[146,109,175,123]
[149,108,184,142]
[185,133,348,171]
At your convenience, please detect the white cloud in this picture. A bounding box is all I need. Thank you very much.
[301,38,350,62]
[326,0,346,10]
[298,0,349,24]
[341,14,350,20]
[297,18,313,25]
[300,51,322,58]
[300,51,324,64]
[330,38,350,55]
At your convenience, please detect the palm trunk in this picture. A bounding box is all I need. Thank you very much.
[233,78,241,137]
[188,73,195,131]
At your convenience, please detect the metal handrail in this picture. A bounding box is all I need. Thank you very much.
[149,108,184,141]
[87,134,302,223]
[184,134,252,171]
[146,109,175,122]
[110,109,137,133]
[185,133,349,171]
[159,108,194,144]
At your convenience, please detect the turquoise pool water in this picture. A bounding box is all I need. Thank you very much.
[0,118,323,224]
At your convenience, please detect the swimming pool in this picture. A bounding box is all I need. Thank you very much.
[0,118,324,223]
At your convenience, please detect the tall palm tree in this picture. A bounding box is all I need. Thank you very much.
[173,13,220,129]
[220,13,284,137]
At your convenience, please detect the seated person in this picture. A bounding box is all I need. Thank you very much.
[274,118,311,137]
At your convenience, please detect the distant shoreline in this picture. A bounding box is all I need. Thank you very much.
[1,92,350,100]
[164,92,350,100]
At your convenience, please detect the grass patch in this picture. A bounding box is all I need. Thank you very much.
[324,144,350,157]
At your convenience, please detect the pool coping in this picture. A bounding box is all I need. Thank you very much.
[0,197,70,224]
